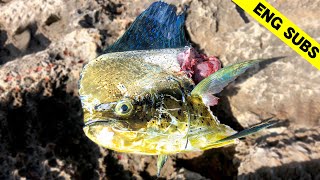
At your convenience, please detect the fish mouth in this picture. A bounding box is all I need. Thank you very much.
[83,119,132,132]
[83,119,114,127]
[83,119,147,134]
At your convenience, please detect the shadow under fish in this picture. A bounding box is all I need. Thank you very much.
[79,1,277,176]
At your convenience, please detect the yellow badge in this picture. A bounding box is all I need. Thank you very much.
[233,0,320,70]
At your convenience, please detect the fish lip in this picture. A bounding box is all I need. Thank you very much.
[83,119,146,134]
[83,119,113,127]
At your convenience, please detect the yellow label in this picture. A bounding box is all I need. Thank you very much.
[232,0,320,70]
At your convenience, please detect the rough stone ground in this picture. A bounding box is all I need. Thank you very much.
[0,0,319,179]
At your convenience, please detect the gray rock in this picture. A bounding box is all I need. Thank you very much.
[236,126,320,179]
[185,0,320,178]
[186,0,320,127]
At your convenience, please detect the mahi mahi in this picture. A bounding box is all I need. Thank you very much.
[79,1,275,176]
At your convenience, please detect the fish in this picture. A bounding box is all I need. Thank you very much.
[79,1,276,176]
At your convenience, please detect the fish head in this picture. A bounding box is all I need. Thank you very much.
[78,0,192,154]
[79,50,194,154]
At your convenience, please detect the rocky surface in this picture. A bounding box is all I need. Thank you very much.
[0,0,319,179]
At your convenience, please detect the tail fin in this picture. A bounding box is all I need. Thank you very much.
[213,119,277,144]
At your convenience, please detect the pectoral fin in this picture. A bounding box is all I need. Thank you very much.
[202,93,219,106]
[191,59,264,98]
[157,154,168,177]
[213,120,277,144]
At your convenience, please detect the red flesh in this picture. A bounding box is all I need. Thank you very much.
[177,47,221,84]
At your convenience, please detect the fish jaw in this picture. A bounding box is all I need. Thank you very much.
[83,124,115,148]
[83,120,192,155]
[82,114,239,155]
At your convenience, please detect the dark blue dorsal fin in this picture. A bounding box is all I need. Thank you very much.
[105,1,189,53]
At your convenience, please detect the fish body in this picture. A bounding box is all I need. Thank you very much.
[79,1,276,175]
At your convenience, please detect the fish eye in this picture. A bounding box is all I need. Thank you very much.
[115,100,133,116]
[120,104,129,112]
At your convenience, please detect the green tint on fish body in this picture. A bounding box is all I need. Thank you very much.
[80,49,238,155]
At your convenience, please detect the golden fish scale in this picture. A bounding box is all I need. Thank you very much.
[80,55,156,103]
[80,54,237,155]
